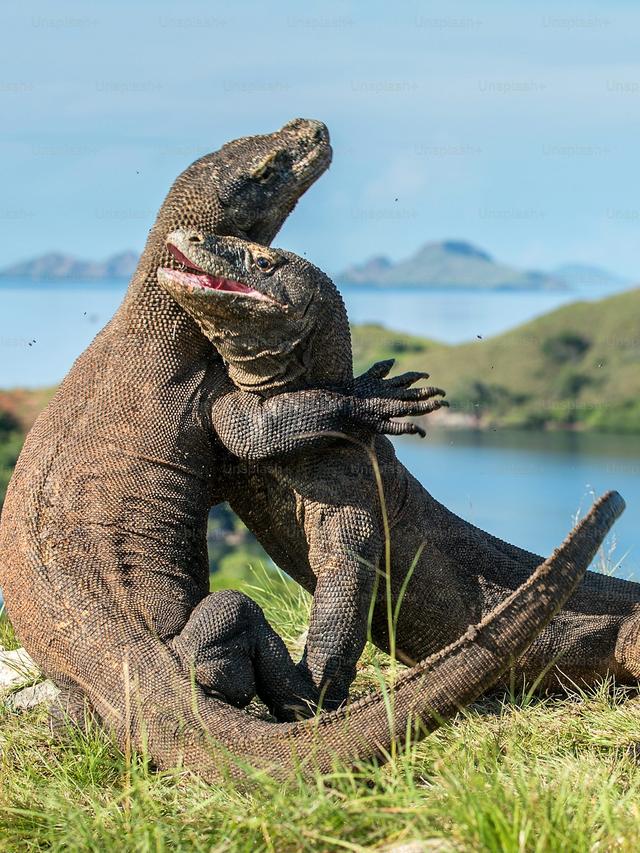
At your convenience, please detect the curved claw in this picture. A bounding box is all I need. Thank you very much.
[396,398,448,417]
[356,359,395,383]
[381,421,427,438]
[390,386,446,402]
[376,398,448,438]
[384,371,431,389]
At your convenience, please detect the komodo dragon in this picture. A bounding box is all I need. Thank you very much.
[156,231,634,710]
[0,117,607,780]
[0,118,625,780]
[0,119,445,767]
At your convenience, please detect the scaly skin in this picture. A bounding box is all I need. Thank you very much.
[155,232,633,709]
[0,119,614,781]
[0,120,441,769]
[159,233,447,714]
[0,122,623,780]
[0,119,333,702]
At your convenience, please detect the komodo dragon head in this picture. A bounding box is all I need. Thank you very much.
[157,231,350,391]
[212,118,332,244]
[128,119,332,311]
[155,118,331,248]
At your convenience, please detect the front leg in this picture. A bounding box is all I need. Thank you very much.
[209,361,446,461]
[170,590,321,721]
[298,558,378,711]
[297,496,383,710]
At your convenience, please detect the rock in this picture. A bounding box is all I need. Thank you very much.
[291,628,308,656]
[0,647,39,692]
[6,680,59,711]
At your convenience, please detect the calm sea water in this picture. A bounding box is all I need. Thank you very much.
[1,278,637,579]
[1,280,125,389]
[396,428,638,580]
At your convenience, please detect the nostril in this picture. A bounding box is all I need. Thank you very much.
[188,233,204,244]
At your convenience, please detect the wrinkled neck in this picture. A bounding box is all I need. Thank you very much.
[212,284,353,396]
[212,329,314,395]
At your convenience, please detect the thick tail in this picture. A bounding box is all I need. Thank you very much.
[82,490,624,781]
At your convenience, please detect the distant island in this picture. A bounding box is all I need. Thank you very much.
[0,251,138,281]
[338,240,629,292]
[0,241,631,292]
[549,263,630,289]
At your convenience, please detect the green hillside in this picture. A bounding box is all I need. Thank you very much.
[352,287,640,433]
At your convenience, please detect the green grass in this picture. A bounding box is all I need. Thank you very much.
[0,610,19,650]
[2,566,640,851]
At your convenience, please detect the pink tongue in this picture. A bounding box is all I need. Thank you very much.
[164,246,262,296]
[162,268,266,299]
[213,276,254,294]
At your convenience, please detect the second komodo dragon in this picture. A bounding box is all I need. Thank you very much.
[157,230,630,711]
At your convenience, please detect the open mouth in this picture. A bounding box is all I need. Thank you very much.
[161,242,271,301]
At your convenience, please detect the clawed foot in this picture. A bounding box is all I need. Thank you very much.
[351,359,448,437]
[172,591,326,722]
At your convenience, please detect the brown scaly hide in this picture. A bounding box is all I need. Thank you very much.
[163,234,638,700]
[0,122,627,780]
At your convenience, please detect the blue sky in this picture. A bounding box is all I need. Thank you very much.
[2,0,640,277]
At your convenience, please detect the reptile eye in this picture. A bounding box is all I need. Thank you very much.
[255,256,274,272]
[252,164,275,183]
[256,166,274,182]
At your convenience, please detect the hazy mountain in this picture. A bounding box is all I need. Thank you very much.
[342,255,393,283]
[0,251,138,281]
[338,240,567,290]
[2,244,630,293]
[551,263,630,289]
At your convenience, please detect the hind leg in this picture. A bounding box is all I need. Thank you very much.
[507,611,633,690]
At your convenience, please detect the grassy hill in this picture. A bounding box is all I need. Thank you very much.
[353,287,640,433]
